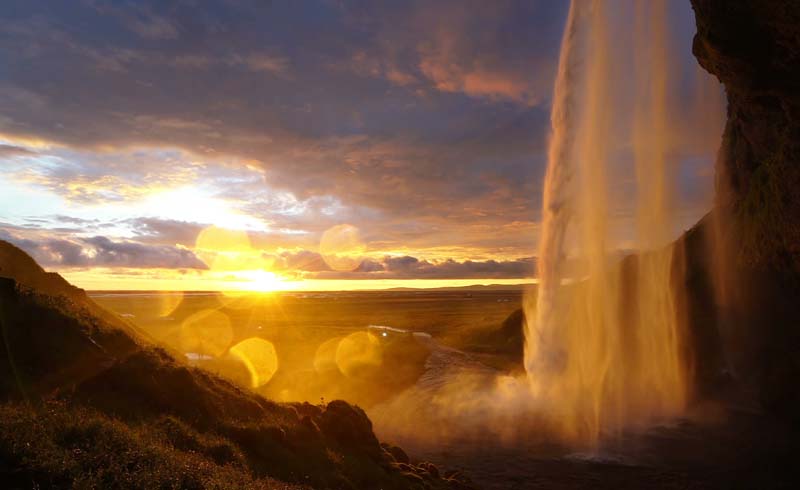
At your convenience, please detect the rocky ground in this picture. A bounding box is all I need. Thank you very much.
[414,403,799,489]
[372,323,800,489]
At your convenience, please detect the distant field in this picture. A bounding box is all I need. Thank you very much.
[90,288,525,346]
[91,289,526,405]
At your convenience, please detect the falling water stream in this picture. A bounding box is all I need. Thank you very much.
[525,0,688,445]
[371,0,723,457]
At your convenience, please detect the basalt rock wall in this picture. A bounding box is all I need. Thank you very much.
[690,0,800,418]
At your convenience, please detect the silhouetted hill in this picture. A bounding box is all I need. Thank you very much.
[0,241,472,489]
[0,240,78,298]
[0,240,151,343]
[0,278,138,400]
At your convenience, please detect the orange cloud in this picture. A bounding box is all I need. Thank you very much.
[418,50,538,104]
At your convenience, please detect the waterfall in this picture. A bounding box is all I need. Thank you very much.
[525,0,688,445]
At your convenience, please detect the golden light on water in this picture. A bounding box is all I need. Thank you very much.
[229,338,279,388]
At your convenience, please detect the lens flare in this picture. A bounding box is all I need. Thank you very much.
[335,331,382,377]
[179,309,233,358]
[319,224,366,272]
[196,226,252,252]
[229,337,279,388]
[313,336,343,373]
[193,225,283,297]
[154,291,184,318]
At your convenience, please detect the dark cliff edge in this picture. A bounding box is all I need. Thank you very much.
[690,0,800,419]
[0,240,472,490]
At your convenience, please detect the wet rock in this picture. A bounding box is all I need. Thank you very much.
[690,0,800,419]
[390,462,414,472]
[292,401,323,419]
[401,471,425,484]
[318,400,382,458]
[690,0,800,272]
[418,461,439,478]
[443,469,461,479]
[299,414,320,434]
[381,442,410,464]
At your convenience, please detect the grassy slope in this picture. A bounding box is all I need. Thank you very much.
[0,402,303,490]
[0,241,472,490]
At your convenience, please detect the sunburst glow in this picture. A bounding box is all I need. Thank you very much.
[236,269,286,292]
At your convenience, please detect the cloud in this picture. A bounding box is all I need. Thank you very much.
[272,251,534,279]
[418,56,537,103]
[0,0,713,272]
[1,220,531,279]
[339,0,565,105]
[0,1,558,226]
[126,14,179,40]
[88,2,179,40]
[230,54,290,76]
[82,235,207,269]
[273,249,331,272]
[2,147,208,204]
[0,229,207,270]
[127,218,206,247]
[375,255,534,279]
[414,8,549,105]
[0,144,36,157]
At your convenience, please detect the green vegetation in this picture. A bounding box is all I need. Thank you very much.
[0,402,296,490]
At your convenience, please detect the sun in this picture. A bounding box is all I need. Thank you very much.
[238,269,285,292]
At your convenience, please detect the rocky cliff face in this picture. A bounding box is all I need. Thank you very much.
[690,0,800,418]
[691,0,800,272]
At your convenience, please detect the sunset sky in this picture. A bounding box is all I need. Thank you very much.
[0,0,720,291]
